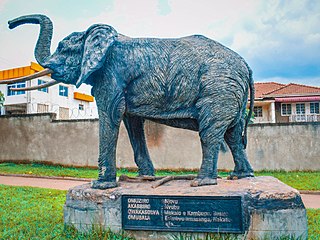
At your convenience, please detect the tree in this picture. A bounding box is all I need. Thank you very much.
[245,108,255,124]
[0,91,5,116]
[0,91,4,108]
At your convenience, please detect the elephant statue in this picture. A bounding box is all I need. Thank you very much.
[3,14,254,189]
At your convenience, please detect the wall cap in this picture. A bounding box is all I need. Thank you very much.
[1,113,320,126]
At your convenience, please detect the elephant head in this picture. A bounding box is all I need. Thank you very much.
[2,14,117,89]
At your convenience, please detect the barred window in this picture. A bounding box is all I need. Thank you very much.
[281,104,292,115]
[296,103,305,115]
[310,102,319,114]
[253,106,263,117]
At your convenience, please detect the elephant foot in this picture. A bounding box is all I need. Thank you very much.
[138,167,155,177]
[227,171,254,180]
[190,177,217,187]
[91,180,118,189]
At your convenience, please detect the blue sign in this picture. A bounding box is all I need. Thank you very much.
[122,195,243,233]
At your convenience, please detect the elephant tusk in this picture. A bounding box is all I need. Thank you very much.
[0,68,53,84]
[10,80,58,91]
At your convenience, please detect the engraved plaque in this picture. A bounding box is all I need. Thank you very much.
[122,195,243,233]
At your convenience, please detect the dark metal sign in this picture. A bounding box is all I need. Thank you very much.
[122,195,243,233]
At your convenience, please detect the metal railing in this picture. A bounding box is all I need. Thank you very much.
[289,114,320,122]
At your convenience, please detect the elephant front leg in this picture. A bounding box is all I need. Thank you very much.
[91,110,122,189]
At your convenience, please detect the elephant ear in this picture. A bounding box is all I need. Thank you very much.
[76,24,117,87]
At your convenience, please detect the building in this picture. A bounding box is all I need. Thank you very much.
[252,82,320,123]
[0,62,98,119]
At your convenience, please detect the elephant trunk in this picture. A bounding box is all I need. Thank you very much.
[8,14,53,65]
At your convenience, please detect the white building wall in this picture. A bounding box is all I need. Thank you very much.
[0,76,98,119]
[0,83,27,106]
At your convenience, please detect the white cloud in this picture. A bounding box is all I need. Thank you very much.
[0,0,319,86]
[226,0,320,80]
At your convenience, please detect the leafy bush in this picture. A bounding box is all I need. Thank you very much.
[0,91,4,107]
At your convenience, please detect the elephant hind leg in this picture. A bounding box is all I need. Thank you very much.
[192,104,231,187]
[123,115,155,176]
[224,119,254,179]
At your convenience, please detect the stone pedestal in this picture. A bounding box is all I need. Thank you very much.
[64,176,308,239]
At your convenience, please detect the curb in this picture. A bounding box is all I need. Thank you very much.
[0,173,93,182]
[299,190,320,195]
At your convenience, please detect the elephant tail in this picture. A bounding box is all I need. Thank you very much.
[242,68,254,149]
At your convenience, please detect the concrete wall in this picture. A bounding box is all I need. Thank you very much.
[0,114,98,167]
[0,114,319,171]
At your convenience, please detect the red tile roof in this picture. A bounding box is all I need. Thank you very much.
[254,82,320,99]
[254,82,285,98]
[264,83,320,97]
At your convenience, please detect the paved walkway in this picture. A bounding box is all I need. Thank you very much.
[0,175,319,209]
[0,174,90,190]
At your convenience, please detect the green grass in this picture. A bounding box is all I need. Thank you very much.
[0,162,99,179]
[307,209,320,239]
[0,162,198,179]
[254,171,320,191]
[0,185,319,239]
[0,185,133,239]
[0,162,320,190]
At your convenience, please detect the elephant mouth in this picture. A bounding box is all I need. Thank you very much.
[0,68,59,91]
[50,71,62,80]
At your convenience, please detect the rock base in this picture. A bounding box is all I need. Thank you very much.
[64,176,308,239]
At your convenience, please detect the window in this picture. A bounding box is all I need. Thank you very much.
[310,102,319,114]
[7,83,25,96]
[79,104,84,110]
[59,85,68,97]
[38,79,48,93]
[253,106,263,117]
[281,104,292,115]
[296,103,305,115]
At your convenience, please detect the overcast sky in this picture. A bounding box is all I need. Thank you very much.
[0,0,319,86]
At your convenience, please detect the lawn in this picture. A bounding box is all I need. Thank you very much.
[255,171,320,191]
[0,162,320,190]
[0,162,99,179]
[0,185,133,239]
[0,185,318,239]
[0,162,197,179]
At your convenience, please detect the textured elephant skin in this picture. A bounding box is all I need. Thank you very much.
[9,15,254,189]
